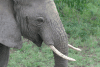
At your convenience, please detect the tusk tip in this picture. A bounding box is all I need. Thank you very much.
[69,58,76,61]
[68,44,82,51]
[76,48,82,51]
[69,59,76,61]
[73,59,76,61]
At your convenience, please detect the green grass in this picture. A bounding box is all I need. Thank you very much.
[8,36,100,67]
[8,0,100,67]
[8,41,54,67]
[68,36,100,67]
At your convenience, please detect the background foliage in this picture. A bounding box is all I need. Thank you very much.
[8,0,100,67]
[55,0,100,41]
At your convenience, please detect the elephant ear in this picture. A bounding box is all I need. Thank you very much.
[0,16,22,49]
[0,1,22,49]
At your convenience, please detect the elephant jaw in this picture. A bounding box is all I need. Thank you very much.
[49,44,81,61]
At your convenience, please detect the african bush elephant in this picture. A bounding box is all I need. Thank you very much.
[0,0,81,67]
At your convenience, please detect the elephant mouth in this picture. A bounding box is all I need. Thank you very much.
[32,34,43,47]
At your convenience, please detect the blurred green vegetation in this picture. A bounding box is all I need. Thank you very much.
[8,0,100,67]
[55,0,100,41]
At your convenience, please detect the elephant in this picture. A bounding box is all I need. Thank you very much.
[0,0,81,67]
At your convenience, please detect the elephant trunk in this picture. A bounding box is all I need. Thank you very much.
[52,28,69,67]
[40,18,75,67]
[39,1,76,67]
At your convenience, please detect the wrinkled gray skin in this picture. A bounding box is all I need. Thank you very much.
[0,0,68,67]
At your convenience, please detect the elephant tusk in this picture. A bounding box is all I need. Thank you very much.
[49,45,76,61]
[68,44,82,51]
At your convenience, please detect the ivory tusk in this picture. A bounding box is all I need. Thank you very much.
[49,45,76,61]
[68,44,81,51]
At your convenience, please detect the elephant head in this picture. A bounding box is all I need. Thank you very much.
[0,0,81,67]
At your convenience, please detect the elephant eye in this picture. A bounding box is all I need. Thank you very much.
[26,16,44,27]
[36,17,44,22]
